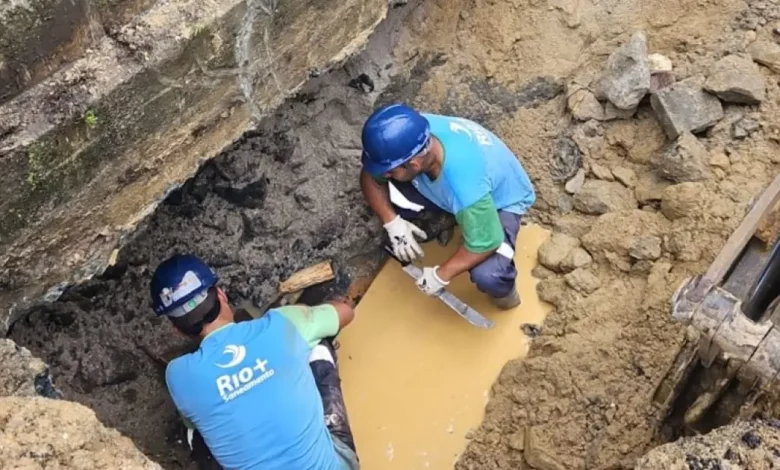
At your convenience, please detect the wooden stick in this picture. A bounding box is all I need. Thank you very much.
[279,261,335,294]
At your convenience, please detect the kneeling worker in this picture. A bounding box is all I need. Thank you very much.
[359,103,536,308]
[150,254,359,470]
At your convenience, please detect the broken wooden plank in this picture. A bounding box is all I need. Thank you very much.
[279,261,335,294]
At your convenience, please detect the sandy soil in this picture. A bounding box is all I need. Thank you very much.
[9,0,780,468]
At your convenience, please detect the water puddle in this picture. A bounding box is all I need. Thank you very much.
[338,223,551,469]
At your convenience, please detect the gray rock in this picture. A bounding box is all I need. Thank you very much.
[748,40,780,73]
[591,163,615,181]
[604,102,637,120]
[560,247,594,272]
[0,339,51,398]
[629,236,662,260]
[564,168,586,194]
[613,167,637,187]
[704,54,765,104]
[661,182,706,220]
[597,32,651,110]
[650,76,724,139]
[635,172,672,203]
[731,117,761,139]
[564,268,602,294]
[655,132,710,183]
[573,180,638,215]
[538,232,581,272]
[567,86,605,121]
[557,193,574,213]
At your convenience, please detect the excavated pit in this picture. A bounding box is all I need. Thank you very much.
[9,0,780,468]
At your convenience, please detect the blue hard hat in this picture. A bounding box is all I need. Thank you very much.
[150,254,219,317]
[361,103,431,176]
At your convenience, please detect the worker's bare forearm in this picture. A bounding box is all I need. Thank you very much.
[437,245,496,282]
[360,170,397,224]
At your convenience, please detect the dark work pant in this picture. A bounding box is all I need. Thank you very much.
[391,181,522,298]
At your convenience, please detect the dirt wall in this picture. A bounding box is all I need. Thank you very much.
[0,0,387,334]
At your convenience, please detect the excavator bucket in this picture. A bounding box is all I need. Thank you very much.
[655,173,780,423]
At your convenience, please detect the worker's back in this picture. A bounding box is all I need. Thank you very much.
[165,311,343,470]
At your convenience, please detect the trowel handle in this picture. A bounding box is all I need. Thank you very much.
[382,244,410,267]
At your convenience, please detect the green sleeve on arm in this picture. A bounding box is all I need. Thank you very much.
[275,304,340,348]
[455,194,504,253]
[372,174,388,184]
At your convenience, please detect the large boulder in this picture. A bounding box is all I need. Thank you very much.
[596,31,651,110]
[573,180,637,215]
[704,54,765,104]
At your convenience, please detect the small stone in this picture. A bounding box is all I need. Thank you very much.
[591,163,615,181]
[612,167,637,187]
[628,236,662,260]
[603,102,637,120]
[666,231,702,261]
[564,168,586,194]
[525,427,566,470]
[655,131,710,183]
[465,429,475,439]
[631,259,654,275]
[567,86,605,121]
[742,430,762,449]
[557,194,574,213]
[596,31,651,110]
[560,247,593,272]
[565,268,602,294]
[748,40,780,73]
[573,180,637,215]
[521,323,542,338]
[713,168,726,179]
[704,54,765,104]
[661,182,705,220]
[635,172,671,203]
[532,264,556,280]
[746,30,757,42]
[709,153,730,169]
[731,117,761,139]
[507,429,526,451]
[538,232,581,272]
[648,53,673,73]
[649,72,676,94]
[650,76,724,139]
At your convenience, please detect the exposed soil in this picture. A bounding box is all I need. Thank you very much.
[9,0,780,469]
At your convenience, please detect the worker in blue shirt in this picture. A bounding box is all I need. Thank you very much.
[360,103,536,308]
[150,254,359,470]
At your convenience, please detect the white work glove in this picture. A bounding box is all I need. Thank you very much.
[416,266,449,296]
[384,215,427,262]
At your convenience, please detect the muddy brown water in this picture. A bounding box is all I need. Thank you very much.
[339,224,551,469]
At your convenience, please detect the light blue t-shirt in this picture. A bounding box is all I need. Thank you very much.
[165,308,345,470]
[412,113,536,216]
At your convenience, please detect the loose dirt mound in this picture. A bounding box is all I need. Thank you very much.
[636,420,780,469]
[0,396,161,470]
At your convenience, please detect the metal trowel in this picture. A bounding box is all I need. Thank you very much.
[383,245,494,329]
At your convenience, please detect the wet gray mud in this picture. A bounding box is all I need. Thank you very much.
[6,1,568,467]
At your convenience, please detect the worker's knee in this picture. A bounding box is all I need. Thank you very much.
[469,259,517,298]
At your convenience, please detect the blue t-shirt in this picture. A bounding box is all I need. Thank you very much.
[165,309,343,470]
[412,113,536,216]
